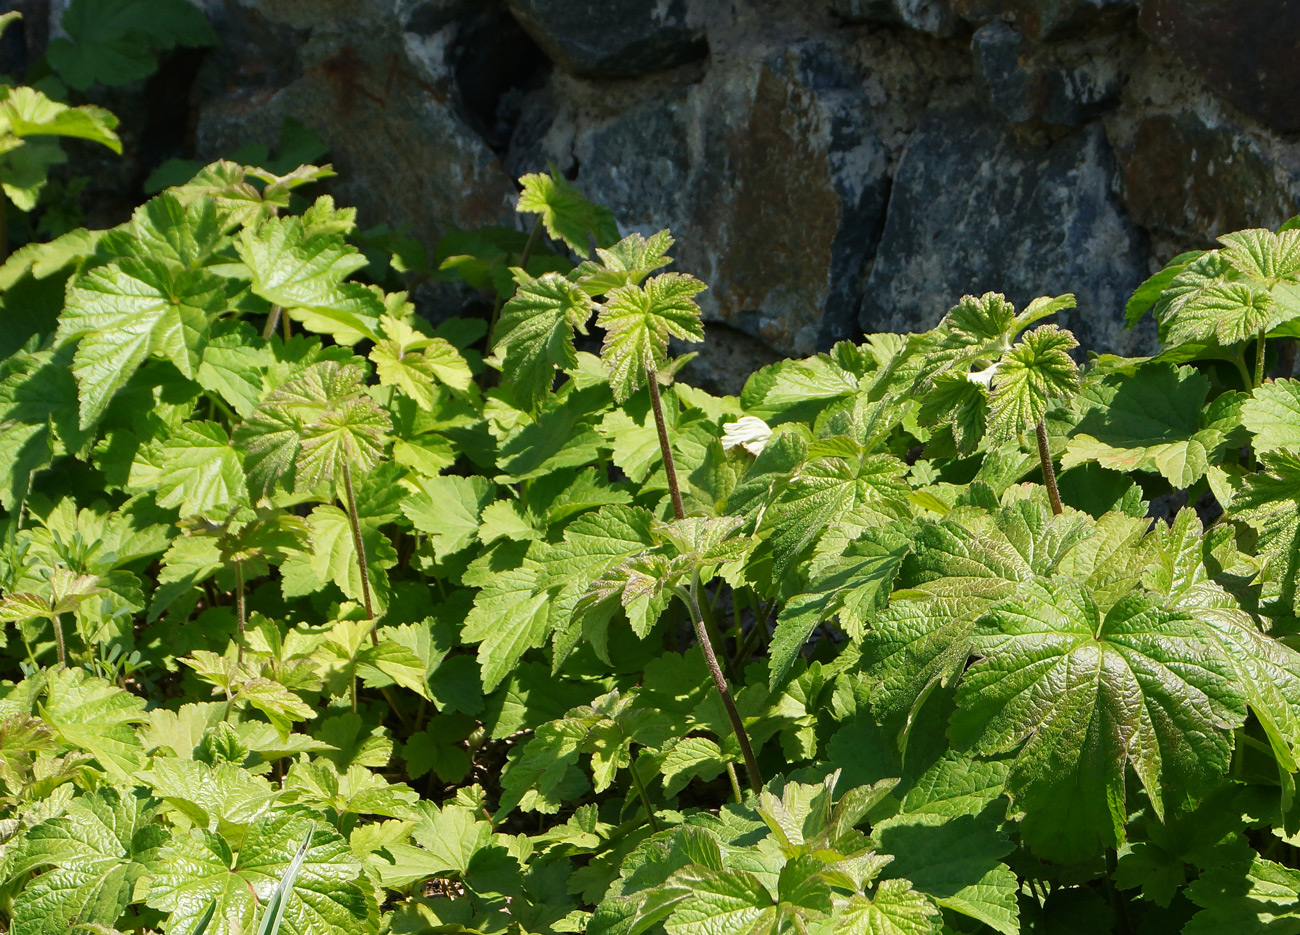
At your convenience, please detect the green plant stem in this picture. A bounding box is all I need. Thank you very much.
[51,612,66,668]
[486,216,544,349]
[1256,327,1268,388]
[627,750,659,833]
[1035,420,1063,516]
[340,460,377,643]
[726,762,742,804]
[645,365,686,522]
[235,560,246,664]
[1104,848,1133,935]
[0,174,8,263]
[262,305,283,339]
[682,571,763,795]
[1233,348,1253,392]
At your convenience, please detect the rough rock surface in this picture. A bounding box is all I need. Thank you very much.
[1140,1,1300,133]
[1117,112,1300,246]
[954,0,1135,41]
[195,0,519,245]
[829,0,961,38]
[505,0,707,79]
[860,107,1148,354]
[972,22,1125,126]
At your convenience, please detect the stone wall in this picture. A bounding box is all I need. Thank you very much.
[34,0,1300,388]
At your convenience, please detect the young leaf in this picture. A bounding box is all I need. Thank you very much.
[597,272,706,402]
[152,421,247,517]
[56,258,223,427]
[236,361,390,495]
[1228,449,1300,614]
[493,271,594,410]
[517,169,619,256]
[986,324,1079,440]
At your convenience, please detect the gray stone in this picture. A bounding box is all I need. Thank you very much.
[972,21,1124,126]
[829,0,962,38]
[954,0,1134,41]
[860,107,1150,355]
[553,40,892,358]
[195,1,517,247]
[505,0,707,79]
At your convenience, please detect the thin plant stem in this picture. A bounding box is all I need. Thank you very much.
[51,612,66,668]
[1234,348,1254,392]
[682,571,762,794]
[1035,420,1063,516]
[649,360,761,793]
[262,305,283,339]
[1256,327,1268,388]
[646,365,686,522]
[0,173,8,263]
[340,460,377,642]
[282,306,292,340]
[1104,848,1133,935]
[235,560,246,664]
[726,762,742,804]
[627,750,660,833]
[487,216,544,349]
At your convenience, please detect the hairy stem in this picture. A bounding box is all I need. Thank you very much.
[486,216,544,350]
[646,365,686,522]
[1256,327,1268,388]
[1035,420,1063,516]
[341,460,377,642]
[726,762,742,804]
[235,560,246,664]
[262,305,283,340]
[52,612,66,668]
[627,749,660,834]
[683,571,762,794]
[1233,348,1254,392]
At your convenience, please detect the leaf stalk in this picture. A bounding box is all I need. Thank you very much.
[1035,420,1063,516]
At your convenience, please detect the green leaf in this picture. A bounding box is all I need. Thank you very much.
[0,85,121,152]
[597,273,706,402]
[1185,852,1300,934]
[765,451,911,579]
[516,170,619,256]
[146,811,370,935]
[836,880,942,935]
[660,736,728,796]
[769,528,910,687]
[236,361,390,494]
[575,229,675,293]
[10,788,166,935]
[371,316,472,409]
[47,0,218,90]
[1243,379,1300,452]
[1063,363,1224,488]
[463,559,552,693]
[40,668,147,780]
[662,867,777,935]
[1230,450,1300,614]
[987,324,1079,439]
[872,811,1017,935]
[56,258,222,427]
[494,272,594,410]
[1125,251,1204,328]
[151,421,247,517]
[235,215,379,338]
[949,579,1243,862]
[400,475,493,559]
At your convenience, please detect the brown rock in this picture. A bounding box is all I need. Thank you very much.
[1119,112,1300,245]
[1139,1,1300,132]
